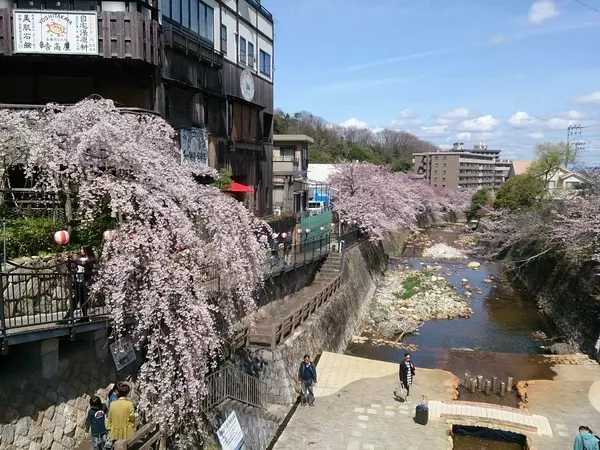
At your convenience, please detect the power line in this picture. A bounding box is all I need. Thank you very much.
[571,0,600,13]
[567,124,585,166]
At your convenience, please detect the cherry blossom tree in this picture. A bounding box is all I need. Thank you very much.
[2,99,270,441]
[328,162,470,240]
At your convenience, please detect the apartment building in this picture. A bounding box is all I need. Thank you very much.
[413,143,509,190]
[0,0,274,216]
[272,134,312,214]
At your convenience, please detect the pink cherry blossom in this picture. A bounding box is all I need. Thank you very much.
[1,99,270,437]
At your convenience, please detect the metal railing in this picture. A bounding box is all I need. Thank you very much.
[246,275,342,349]
[339,227,362,250]
[268,233,332,277]
[202,363,267,410]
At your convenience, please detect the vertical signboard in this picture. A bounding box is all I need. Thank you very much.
[13,10,99,55]
[216,411,245,450]
[109,338,137,372]
[180,128,209,167]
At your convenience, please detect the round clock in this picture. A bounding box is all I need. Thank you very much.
[240,69,255,102]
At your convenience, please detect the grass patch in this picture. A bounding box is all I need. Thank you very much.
[399,275,423,299]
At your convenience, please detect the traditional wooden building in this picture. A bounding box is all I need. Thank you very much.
[0,0,274,216]
[161,0,274,216]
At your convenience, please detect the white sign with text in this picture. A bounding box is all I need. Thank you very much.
[216,411,245,450]
[13,10,99,55]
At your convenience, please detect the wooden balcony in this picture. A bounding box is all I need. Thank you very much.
[0,9,160,65]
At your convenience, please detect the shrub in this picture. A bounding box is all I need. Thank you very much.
[4,217,65,259]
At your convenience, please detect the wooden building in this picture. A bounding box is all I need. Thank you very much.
[0,0,274,216]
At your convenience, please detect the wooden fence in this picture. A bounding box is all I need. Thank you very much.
[246,275,342,349]
[113,423,161,450]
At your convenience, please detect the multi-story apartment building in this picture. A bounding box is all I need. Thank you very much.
[272,134,312,214]
[0,0,274,216]
[413,143,510,190]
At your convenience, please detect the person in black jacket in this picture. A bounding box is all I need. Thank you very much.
[62,246,95,322]
[298,354,317,406]
[399,352,416,400]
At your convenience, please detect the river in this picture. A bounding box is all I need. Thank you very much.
[345,225,557,449]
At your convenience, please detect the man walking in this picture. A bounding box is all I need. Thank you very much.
[298,354,317,406]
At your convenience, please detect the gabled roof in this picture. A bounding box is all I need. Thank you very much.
[511,160,533,175]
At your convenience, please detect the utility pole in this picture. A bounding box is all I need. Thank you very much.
[567,125,584,167]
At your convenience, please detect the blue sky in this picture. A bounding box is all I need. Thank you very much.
[261,0,600,163]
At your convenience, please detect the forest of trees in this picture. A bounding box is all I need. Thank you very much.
[273,109,441,172]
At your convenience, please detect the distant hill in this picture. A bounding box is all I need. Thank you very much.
[274,109,440,172]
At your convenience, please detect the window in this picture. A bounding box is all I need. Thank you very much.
[190,0,198,33]
[247,42,255,67]
[199,2,214,41]
[17,0,42,8]
[259,49,271,77]
[171,0,181,24]
[239,37,247,65]
[181,0,189,28]
[162,0,171,17]
[221,24,227,54]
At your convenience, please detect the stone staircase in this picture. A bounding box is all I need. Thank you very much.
[217,398,289,422]
[313,251,342,284]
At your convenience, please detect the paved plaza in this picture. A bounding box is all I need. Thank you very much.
[272,351,600,450]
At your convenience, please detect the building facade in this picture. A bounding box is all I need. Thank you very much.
[413,143,510,190]
[162,0,274,216]
[272,134,312,214]
[0,0,274,216]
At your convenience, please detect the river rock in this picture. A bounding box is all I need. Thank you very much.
[422,243,467,260]
[549,343,579,355]
[467,261,481,269]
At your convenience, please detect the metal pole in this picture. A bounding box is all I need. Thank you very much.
[2,217,5,267]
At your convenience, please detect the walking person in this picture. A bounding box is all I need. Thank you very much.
[107,382,120,408]
[399,352,416,401]
[85,396,109,450]
[298,354,317,407]
[107,383,135,441]
[573,425,600,450]
[62,246,95,322]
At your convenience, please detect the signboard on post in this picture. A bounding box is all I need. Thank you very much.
[180,128,209,167]
[13,10,99,55]
[109,339,137,372]
[216,411,245,450]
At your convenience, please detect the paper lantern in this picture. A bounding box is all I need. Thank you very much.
[102,230,116,241]
[330,223,334,228]
[320,226,325,231]
[281,232,287,239]
[297,229,302,234]
[305,228,311,233]
[54,230,70,246]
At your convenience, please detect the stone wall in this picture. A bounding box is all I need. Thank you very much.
[256,260,320,309]
[235,231,408,406]
[507,247,600,357]
[0,329,140,450]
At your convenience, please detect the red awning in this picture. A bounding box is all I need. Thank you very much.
[226,181,254,193]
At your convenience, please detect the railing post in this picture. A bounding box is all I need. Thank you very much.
[270,323,277,349]
[0,273,5,349]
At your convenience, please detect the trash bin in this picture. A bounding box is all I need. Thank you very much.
[415,395,429,425]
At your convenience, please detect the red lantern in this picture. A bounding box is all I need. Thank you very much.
[54,230,70,246]
[281,232,287,239]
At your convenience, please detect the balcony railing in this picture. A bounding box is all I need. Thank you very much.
[0,9,160,65]
[273,157,300,174]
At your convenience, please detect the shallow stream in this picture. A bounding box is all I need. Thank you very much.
[346,225,555,449]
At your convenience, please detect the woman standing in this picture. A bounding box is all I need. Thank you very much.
[63,246,95,322]
[399,353,416,400]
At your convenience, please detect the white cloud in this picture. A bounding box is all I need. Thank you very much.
[507,111,537,128]
[574,91,600,105]
[398,109,416,118]
[545,117,576,130]
[528,132,544,139]
[528,0,558,25]
[370,126,385,134]
[561,110,584,120]
[436,118,454,126]
[459,115,499,132]
[456,132,472,140]
[340,118,368,129]
[420,125,448,136]
[439,107,471,120]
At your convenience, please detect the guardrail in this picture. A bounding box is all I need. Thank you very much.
[268,234,331,277]
[114,423,161,450]
[202,363,267,410]
[246,275,342,349]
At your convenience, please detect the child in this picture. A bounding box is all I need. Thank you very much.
[85,396,109,450]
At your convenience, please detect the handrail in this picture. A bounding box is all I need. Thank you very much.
[113,423,161,450]
[202,363,267,410]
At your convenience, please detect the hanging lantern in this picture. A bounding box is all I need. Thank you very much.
[297,229,302,235]
[330,223,334,228]
[281,232,287,239]
[320,226,325,231]
[305,228,311,233]
[102,230,116,241]
[53,230,70,246]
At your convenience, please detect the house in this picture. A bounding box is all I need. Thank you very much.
[272,134,312,214]
[508,160,590,198]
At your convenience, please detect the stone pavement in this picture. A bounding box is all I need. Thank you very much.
[520,363,600,450]
[272,352,458,450]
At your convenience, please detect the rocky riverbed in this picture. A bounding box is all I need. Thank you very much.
[357,263,472,341]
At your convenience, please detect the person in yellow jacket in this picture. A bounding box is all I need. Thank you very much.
[107,383,135,441]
